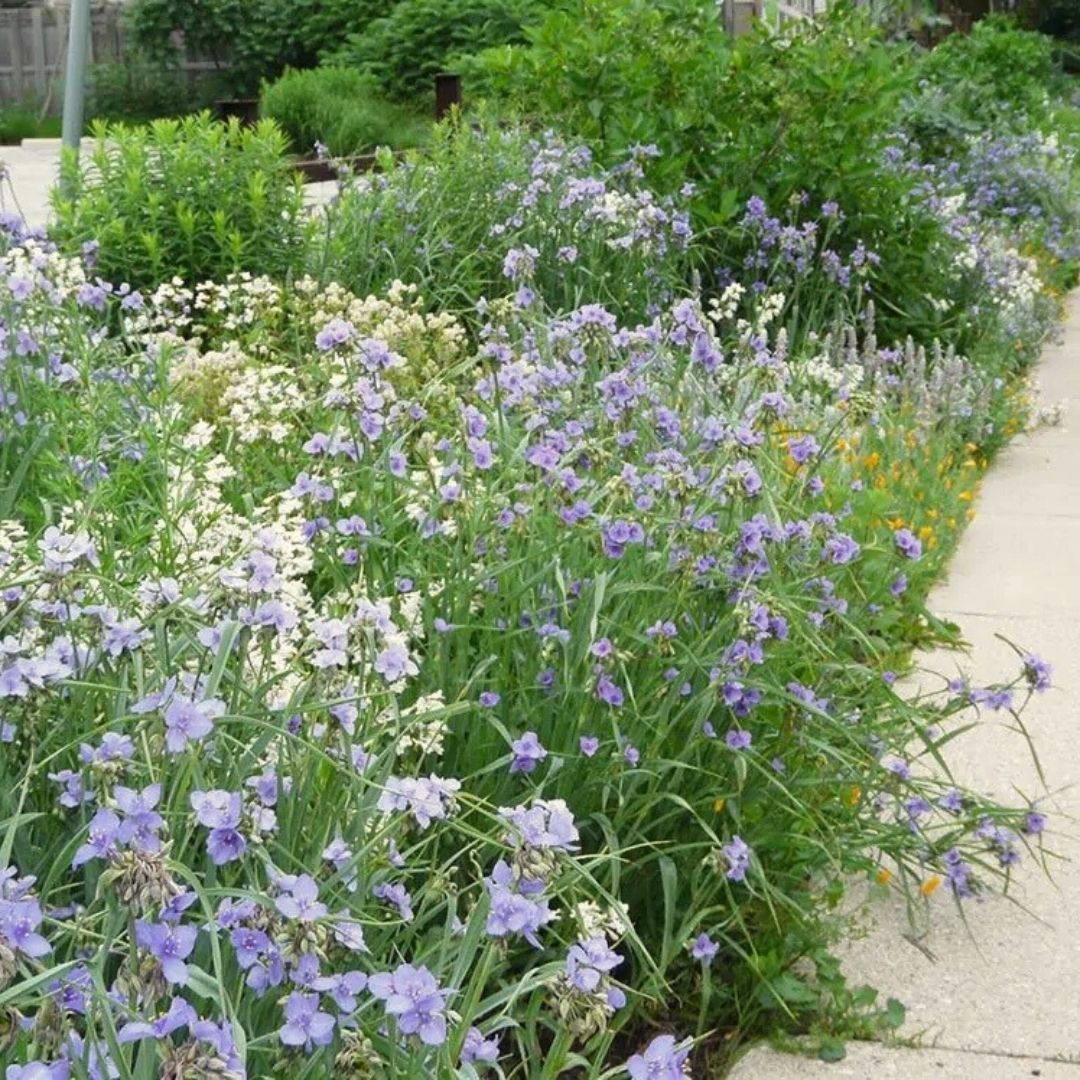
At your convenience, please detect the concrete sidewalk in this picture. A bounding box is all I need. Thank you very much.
[731,296,1080,1078]
[1,139,62,228]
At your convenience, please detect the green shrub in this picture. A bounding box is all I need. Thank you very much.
[330,0,541,102]
[917,16,1060,126]
[261,66,431,156]
[87,59,217,123]
[126,0,319,95]
[50,114,311,289]
[468,0,731,190]
[473,4,967,345]
[302,0,395,60]
[0,103,60,144]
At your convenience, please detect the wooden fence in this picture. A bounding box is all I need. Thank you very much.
[0,3,218,111]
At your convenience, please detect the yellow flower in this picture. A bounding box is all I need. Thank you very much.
[920,875,943,898]
[958,490,973,502]
[713,797,726,813]
[845,785,861,807]
[876,868,893,886]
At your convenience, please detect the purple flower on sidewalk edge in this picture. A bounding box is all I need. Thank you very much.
[626,1033,693,1078]
[894,528,922,560]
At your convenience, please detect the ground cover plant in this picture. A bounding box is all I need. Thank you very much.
[1,11,1076,1079]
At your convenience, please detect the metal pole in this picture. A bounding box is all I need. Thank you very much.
[61,0,91,153]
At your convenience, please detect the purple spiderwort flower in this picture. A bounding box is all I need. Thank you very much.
[722,836,752,882]
[134,921,198,985]
[72,808,120,868]
[190,790,246,865]
[163,695,225,754]
[509,731,547,774]
[278,990,335,1049]
[276,875,328,923]
[0,897,50,959]
[579,735,599,757]
[114,784,164,853]
[461,1025,500,1066]
[894,528,922,560]
[368,962,449,1046]
[1022,654,1052,693]
[626,1033,693,1078]
[596,674,625,707]
[690,932,719,967]
[725,729,752,751]
[485,860,554,947]
[118,995,197,1043]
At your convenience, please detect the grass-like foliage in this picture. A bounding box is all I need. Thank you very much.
[0,11,1076,1079]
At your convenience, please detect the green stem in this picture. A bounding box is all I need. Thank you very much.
[540,1029,573,1080]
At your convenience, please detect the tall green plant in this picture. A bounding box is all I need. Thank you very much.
[51,114,311,289]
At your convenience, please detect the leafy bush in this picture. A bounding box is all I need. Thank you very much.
[917,16,1060,126]
[87,59,217,123]
[330,0,541,102]
[51,114,311,288]
[261,66,431,157]
[126,0,318,96]
[301,0,396,60]
[0,103,60,144]
[468,0,731,190]
[474,5,966,345]
[318,122,691,319]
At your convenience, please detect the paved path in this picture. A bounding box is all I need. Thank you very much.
[1,139,62,228]
[731,294,1080,1077]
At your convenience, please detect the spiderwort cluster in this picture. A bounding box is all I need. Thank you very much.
[0,82,1068,1077]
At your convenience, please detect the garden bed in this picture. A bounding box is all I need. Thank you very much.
[3,12,1078,1079]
